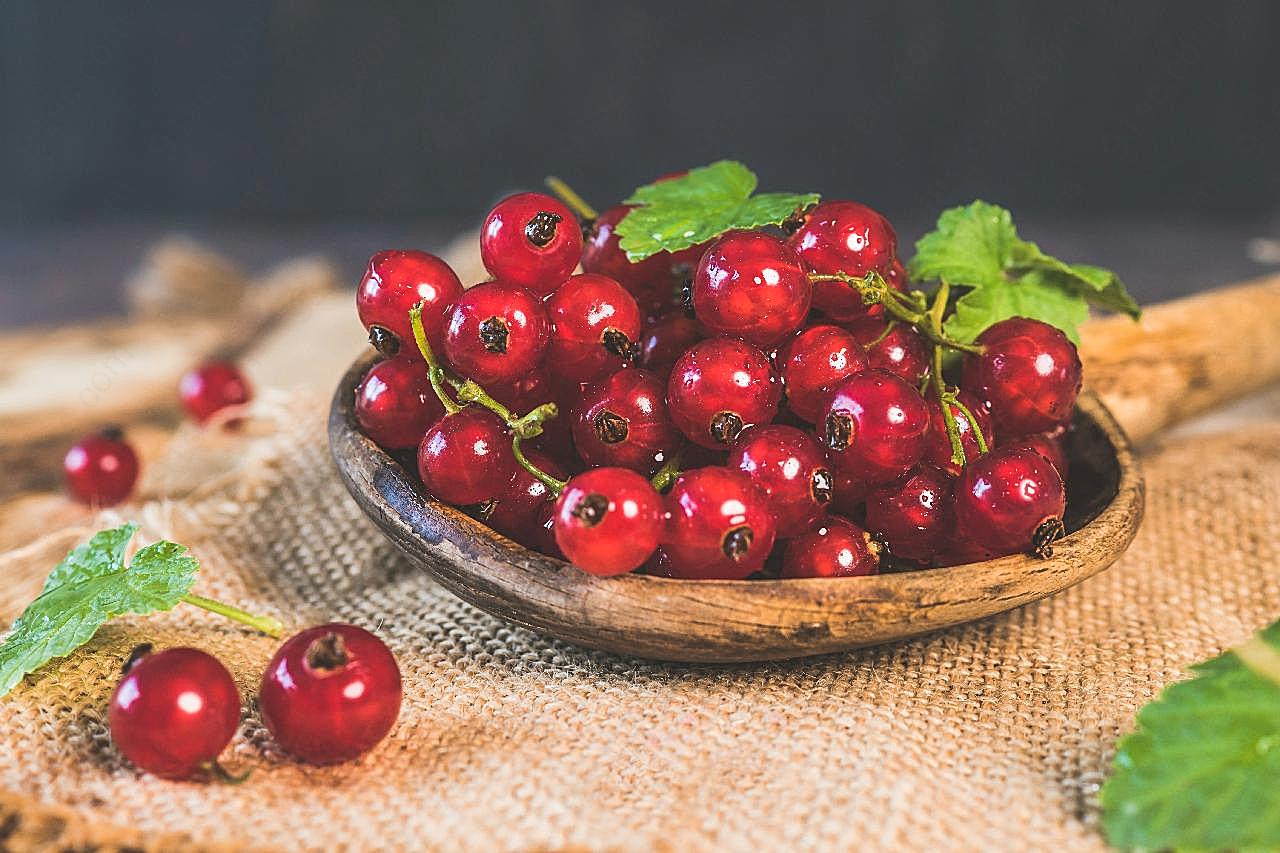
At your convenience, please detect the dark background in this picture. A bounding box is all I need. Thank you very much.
[2,2,1278,325]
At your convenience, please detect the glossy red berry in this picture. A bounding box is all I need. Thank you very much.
[179,360,252,424]
[662,466,778,579]
[545,274,642,383]
[480,192,582,295]
[553,467,664,576]
[581,205,675,290]
[822,370,930,484]
[775,324,869,423]
[483,449,567,545]
[639,311,707,378]
[354,356,444,450]
[64,428,139,506]
[442,281,550,385]
[667,337,781,449]
[782,516,881,578]
[417,407,515,505]
[356,250,464,358]
[864,464,955,564]
[962,317,1083,437]
[259,623,402,765]
[571,368,677,475]
[953,446,1066,558]
[923,389,995,476]
[1005,428,1069,481]
[932,534,999,568]
[830,469,871,519]
[848,321,930,384]
[692,230,812,348]
[728,425,834,537]
[789,200,898,323]
[109,646,240,779]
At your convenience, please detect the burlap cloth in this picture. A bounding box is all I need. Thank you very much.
[1,387,1278,852]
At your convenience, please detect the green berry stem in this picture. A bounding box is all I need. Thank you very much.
[181,594,284,638]
[408,302,463,415]
[807,272,984,355]
[512,435,568,494]
[544,176,599,221]
[927,281,968,469]
[949,394,990,455]
[649,450,683,493]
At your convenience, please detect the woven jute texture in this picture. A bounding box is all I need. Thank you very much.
[1,395,1278,853]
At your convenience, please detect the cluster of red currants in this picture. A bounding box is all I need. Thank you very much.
[354,188,1081,580]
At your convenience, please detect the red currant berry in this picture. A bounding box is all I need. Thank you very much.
[64,428,139,506]
[788,200,898,323]
[932,535,999,568]
[864,464,955,564]
[1005,428,1069,481]
[662,466,778,579]
[443,281,550,385]
[535,501,565,559]
[639,311,706,379]
[356,250,464,358]
[553,467,664,576]
[848,321,930,384]
[667,337,781,449]
[781,516,881,578]
[822,370,930,484]
[354,356,444,450]
[571,368,677,475]
[484,449,567,545]
[179,360,252,424]
[480,192,581,296]
[581,205,673,291]
[109,646,240,779]
[259,624,402,764]
[953,446,1066,558]
[728,425,833,537]
[830,469,870,519]
[417,408,516,505]
[961,317,1083,437]
[692,230,812,348]
[923,389,995,476]
[775,324,868,423]
[545,273,642,383]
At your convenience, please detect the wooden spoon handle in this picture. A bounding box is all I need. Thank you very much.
[1079,273,1280,442]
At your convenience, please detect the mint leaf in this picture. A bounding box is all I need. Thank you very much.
[615,161,819,261]
[1101,622,1280,851]
[0,524,199,697]
[944,270,1091,344]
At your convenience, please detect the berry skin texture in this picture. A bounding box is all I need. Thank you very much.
[484,448,567,545]
[667,337,781,449]
[64,429,139,506]
[443,281,550,385]
[1005,428,1069,481]
[417,408,515,505]
[356,250,464,358]
[109,646,241,779]
[259,624,402,765]
[179,360,252,424]
[775,324,869,423]
[692,230,812,348]
[728,425,834,538]
[354,356,444,450]
[962,317,1083,437]
[953,446,1066,558]
[581,205,675,291]
[864,464,955,564]
[639,311,706,379]
[849,321,930,384]
[662,466,778,580]
[822,369,931,484]
[480,192,582,296]
[553,467,664,576]
[788,200,898,323]
[545,274,643,383]
[923,389,995,476]
[781,516,881,578]
[571,368,677,475]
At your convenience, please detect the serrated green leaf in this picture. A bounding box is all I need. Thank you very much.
[0,524,199,697]
[1008,241,1141,319]
[943,270,1089,344]
[615,161,819,261]
[907,200,1018,287]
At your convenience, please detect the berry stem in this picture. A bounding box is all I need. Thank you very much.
[650,450,683,493]
[181,594,284,638]
[950,394,990,455]
[408,302,463,415]
[928,280,967,469]
[512,435,568,494]
[544,176,598,221]
[807,272,983,355]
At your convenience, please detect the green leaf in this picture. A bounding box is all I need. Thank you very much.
[908,200,1019,288]
[0,524,199,697]
[1101,622,1280,851]
[1008,241,1141,319]
[943,270,1090,344]
[615,161,819,261]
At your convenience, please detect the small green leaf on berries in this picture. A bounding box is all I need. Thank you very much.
[616,161,820,261]
[943,270,1090,344]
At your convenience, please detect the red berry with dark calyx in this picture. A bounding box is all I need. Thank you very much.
[662,467,778,579]
[179,360,252,424]
[822,370,930,484]
[1005,428,1069,481]
[64,428,139,506]
[962,317,1083,437]
[775,324,868,423]
[848,321,930,384]
[923,389,995,476]
[545,274,642,383]
[417,408,516,505]
[667,337,781,449]
[553,467,664,576]
[952,446,1066,558]
[692,230,812,348]
[728,425,834,537]
[781,516,881,578]
[571,368,677,475]
[639,311,706,379]
[356,250,464,358]
[864,464,956,564]
[442,281,550,385]
[354,356,444,450]
[259,623,402,765]
[483,449,567,545]
[109,646,241,780]
[789,200,899,323]
[480,192,581,296]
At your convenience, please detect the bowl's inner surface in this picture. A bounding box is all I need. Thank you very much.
[1062,409,1121,534]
